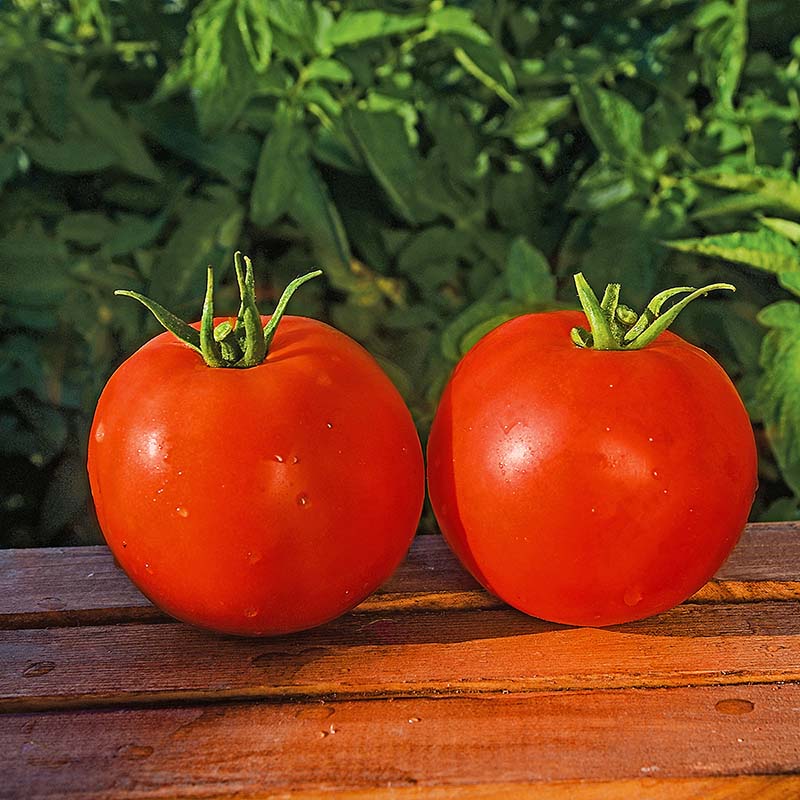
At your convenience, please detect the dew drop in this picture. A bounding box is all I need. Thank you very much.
[296,493,309,507]
[648,437,654,442]
[177,470,183,477]
[590,507,596,514]
[715,698,754,715]
[122,541,127,549]
[274,454,284,463]
[145,563,153,574]
[176,507,189,518]
[326,422,334,430]
[605,426,611,432]
[94,424,105,442]
[608,383,615,389]
[624,587,643,607]
[292,456,300,465]
[662,489,668,495]
[652,470,659,478]
[408,717,421,724]
[244,607,258,618]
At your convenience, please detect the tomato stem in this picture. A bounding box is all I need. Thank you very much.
[115,252,323,368]
[570,273,735,350]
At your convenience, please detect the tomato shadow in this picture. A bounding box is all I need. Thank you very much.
[605,601,800,637]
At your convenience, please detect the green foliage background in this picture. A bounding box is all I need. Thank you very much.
[2,0,800,547]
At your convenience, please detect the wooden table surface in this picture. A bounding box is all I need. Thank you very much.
[1,522,799,799]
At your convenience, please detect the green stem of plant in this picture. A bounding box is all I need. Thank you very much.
[115,252,322,368]
[570,272,735,351]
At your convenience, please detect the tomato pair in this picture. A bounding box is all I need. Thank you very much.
[89,258,756,635]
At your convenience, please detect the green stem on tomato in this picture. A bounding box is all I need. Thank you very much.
[115,252,322,368]
[570,273,735,351]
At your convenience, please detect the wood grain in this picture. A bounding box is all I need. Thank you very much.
[1,523,798,631]
[2,683,798,799]
[3,599,800,712]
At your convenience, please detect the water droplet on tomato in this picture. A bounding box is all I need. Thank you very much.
[292,456,300,464]
[652,470,659,478]
[648,437,654,442]
[408,717,421,724]
[145,563,153,574]
[176,507,189,518]
[623,587,642,606]
[605,426,611,432]
[94,424,105,442]
[244,607,258,618]
[326,422,334,429]
[590,507,596,513]
[122,541,127,549]
[274,454,284,463]
[662,489,668,495]
[296,493,309,507]
[608,383,615,389]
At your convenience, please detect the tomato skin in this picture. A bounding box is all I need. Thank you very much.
[427,310,757,627]
[88,315,424,636]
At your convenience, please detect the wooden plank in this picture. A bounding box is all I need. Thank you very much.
[2,684,798,798]
[1,523,799,631]
[3,599,800,712]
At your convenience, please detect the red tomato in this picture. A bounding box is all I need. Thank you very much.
[427,307,757,627]
[88,313,424,635]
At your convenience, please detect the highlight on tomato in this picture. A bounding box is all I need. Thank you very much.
[427,274,757,627]
[88,253,424,636]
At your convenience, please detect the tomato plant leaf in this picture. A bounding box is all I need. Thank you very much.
[757,299,800,496]
[505,237,555,304]
[666,229,800,274]
[346,109,421,224]
[325,10,424,47]
[250,106,302,228]
[573,82,645,166]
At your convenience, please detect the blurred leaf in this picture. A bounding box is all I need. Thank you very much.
[288,155,351,270]
[0,230,72,306]
[568,162,637,212]
[158,0,267,136]
[69,81,162,183]
[132,103,259,187]
[347,109,421,224]
[574,82,645,166]
[497,96,572,149]
[325,10,423,47]
[57,213,117,247]
[149,185,244,306]
[426,6,491,44]
[756,298,800,496]
[666,229,800,273]
[694,0,747,109]
[505,237,555,303]
[22,53,68,138]
[250,105,302,227]
[38,452,88,538]
[24,132,116,174]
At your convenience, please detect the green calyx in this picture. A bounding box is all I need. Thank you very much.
[116,252,322,368]
[570,273,735,351]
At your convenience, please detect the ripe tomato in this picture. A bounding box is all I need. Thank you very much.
[88,255,424,636]
[427,276,757,626]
